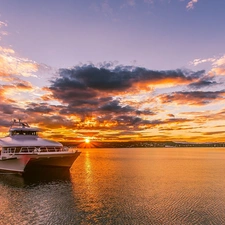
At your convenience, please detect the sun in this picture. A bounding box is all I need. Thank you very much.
[85,138,90,144]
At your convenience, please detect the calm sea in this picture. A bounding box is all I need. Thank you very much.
[1,147,225,225]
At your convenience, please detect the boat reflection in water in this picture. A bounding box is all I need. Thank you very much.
[0,167,72,187]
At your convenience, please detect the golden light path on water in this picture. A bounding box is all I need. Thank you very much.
[69,147,225,224]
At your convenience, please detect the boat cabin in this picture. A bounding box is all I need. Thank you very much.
[9,119,39,137]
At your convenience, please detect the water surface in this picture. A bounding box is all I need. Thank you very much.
[1,148,225,224]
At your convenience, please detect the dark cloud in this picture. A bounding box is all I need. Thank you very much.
[59,106,94,116]
[59,97,113,115]
[167,114,175,117]
[159,91,225,105]
[26,103,56,114]
[135,68,204,82]
[118,131,137,135]
[56,65,134,91]
[31,115,75,129]
[187,70,205,79]
[46,64,205,120]
[202,131,225,135]
[1,80,33,93]
[0,117,13,127]
[136,109,155,115]
[15,82,33,90]
[188,77,218,89]
[0,103,18,114]
[165,117,191,123]
[100,100,134,113]
[116,115,143,125]
[112,116,189,128]
[49,64,202,105]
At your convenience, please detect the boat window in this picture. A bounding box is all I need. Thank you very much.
[11,130,37,136]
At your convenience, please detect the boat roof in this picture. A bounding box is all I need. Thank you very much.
[9,127,39,131]
[0,136,62,147]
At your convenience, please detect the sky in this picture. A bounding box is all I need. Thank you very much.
[0,0,225,143]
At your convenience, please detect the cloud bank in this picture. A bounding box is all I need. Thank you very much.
[0,62,224,142]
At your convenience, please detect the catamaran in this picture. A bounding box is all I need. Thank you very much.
[0,119,80,174]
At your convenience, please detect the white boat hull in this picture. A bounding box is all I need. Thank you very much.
[0,152,81,173]
[0,157,26,173]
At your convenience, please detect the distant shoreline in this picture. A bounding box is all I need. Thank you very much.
[61,141,225,148]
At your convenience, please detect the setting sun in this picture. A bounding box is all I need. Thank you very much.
[85,138,90,144]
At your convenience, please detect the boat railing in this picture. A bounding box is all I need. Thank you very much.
[3,147,17,155]
[20,147,37,153]
[2,146,76,155]
[16,146,70,154]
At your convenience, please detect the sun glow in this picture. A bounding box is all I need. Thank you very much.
[85,138,90,143]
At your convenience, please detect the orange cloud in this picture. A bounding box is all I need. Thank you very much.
[211,67,225,76]
[210,55,225,75]
[213,55,225,67]
[0,46,38,79]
